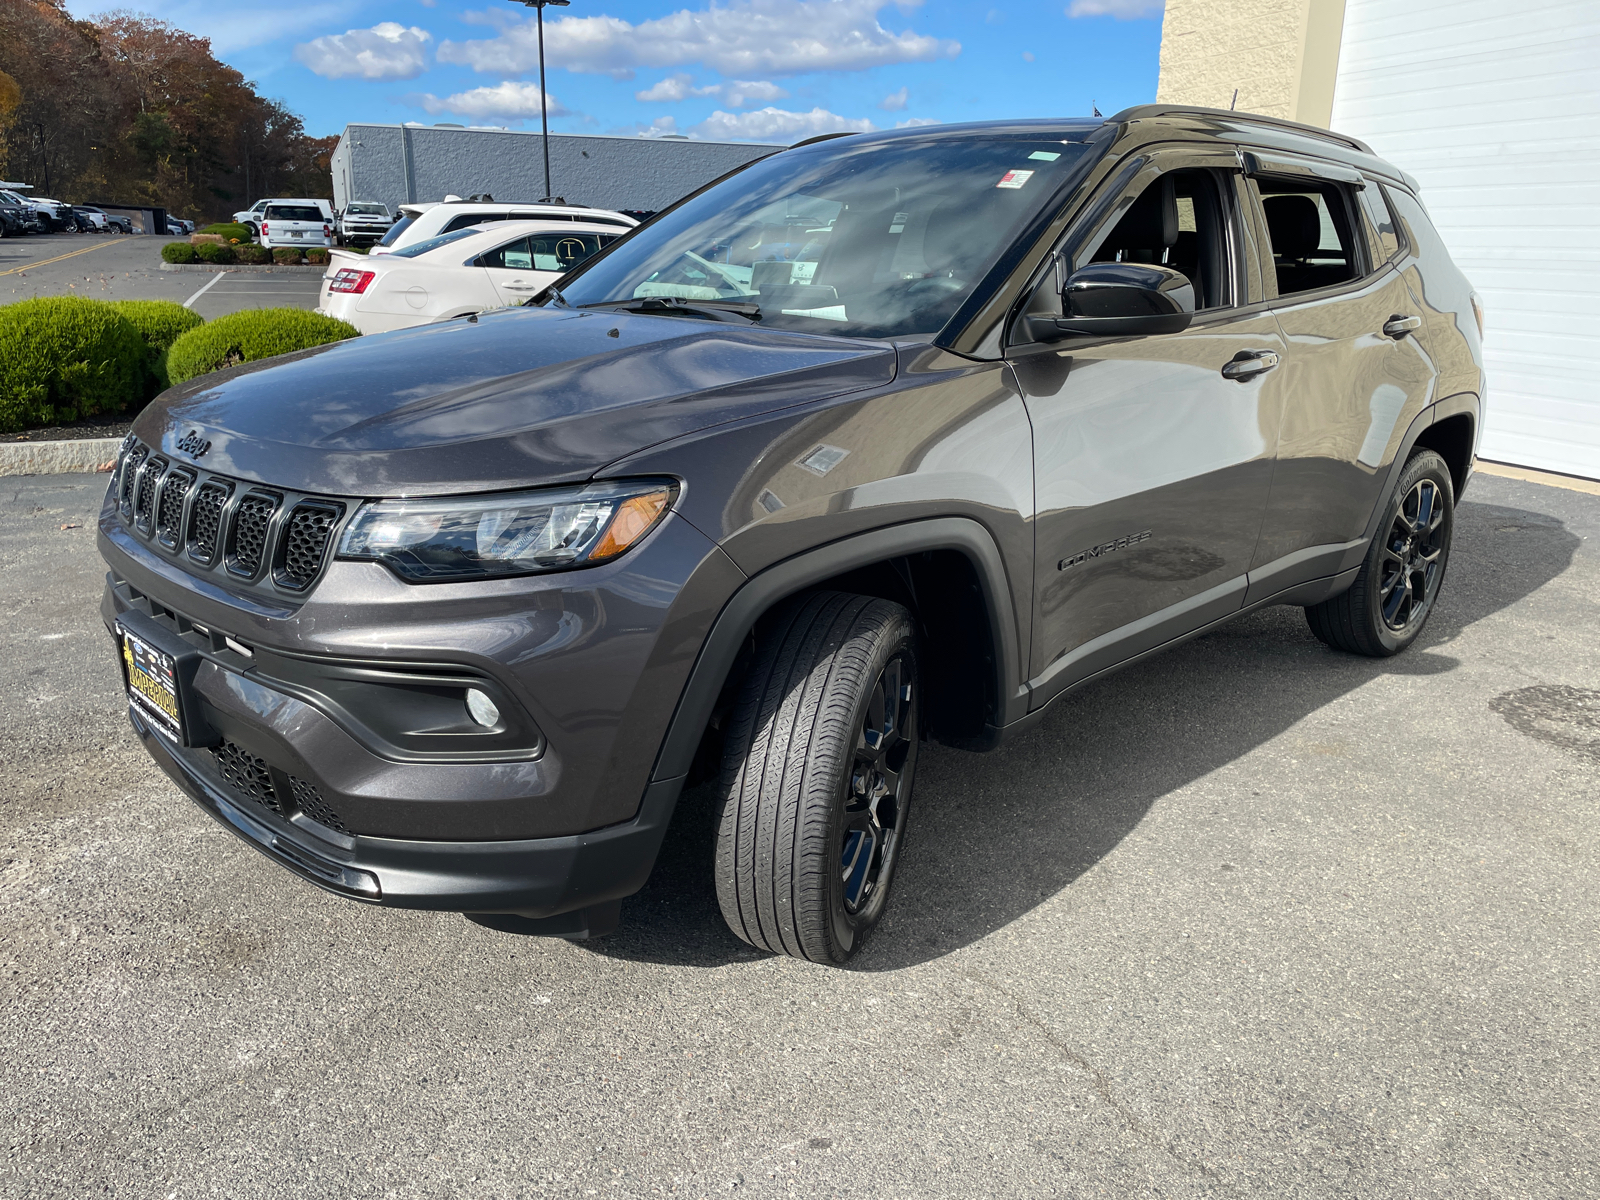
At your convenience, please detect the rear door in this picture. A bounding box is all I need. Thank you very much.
[1010,145,1289,704]
[1243,155,1439,599]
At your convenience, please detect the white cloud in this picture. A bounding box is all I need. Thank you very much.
[415,81,569,119]
[895,116,939,127]
[879,86,908,111]
[636,74,790,107]
[66,0,356,53]
[1066,0,1164,17]
[692,106,875,142]
[438,0,960,80]
[294,21,432,80]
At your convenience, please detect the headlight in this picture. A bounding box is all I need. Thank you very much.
[337,478,676,582]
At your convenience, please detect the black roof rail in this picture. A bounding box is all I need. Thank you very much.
[788,132,860,150]
[1105,104,1374,156]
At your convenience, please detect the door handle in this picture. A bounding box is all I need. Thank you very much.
[1220,350,1281,381]
[1382,314,1422,339]
[501,282,537,292]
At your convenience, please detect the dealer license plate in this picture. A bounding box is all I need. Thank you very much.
[119,625,185,743]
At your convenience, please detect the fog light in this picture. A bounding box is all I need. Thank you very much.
[466,688,500,728]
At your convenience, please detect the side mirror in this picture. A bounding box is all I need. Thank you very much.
[1026,262,1195,342]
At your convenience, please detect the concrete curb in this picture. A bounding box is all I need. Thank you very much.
[159,262,329,274]
[0,437,122,477]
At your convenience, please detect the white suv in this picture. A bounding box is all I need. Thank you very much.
[370,197,636,256]
[259,202,332,250]
[236,197,334,236]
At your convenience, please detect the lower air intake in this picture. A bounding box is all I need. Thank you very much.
[211,739,281,812]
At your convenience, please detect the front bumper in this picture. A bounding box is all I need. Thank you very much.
[130,700,683,918]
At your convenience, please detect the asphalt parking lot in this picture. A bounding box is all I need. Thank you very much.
[2,468,1597,1198]
[0,233,322,318]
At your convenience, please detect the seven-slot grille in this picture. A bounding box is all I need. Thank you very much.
[113,439,346,596]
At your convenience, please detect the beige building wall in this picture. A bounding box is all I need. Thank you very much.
[1157,0,1347,128]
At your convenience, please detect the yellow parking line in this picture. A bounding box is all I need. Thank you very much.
[0,241,112,277]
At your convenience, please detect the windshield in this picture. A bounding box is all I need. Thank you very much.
[558,133,1090,338]
[390,227,483,259]
[347,203,388,217]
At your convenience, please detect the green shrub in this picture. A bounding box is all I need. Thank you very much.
[0,297,148,432]
[306,248,330,265]
[195,242,235,265]
[271,247,301,265]
[166,308,360,385]
[107,301,204,391]
[236,244,272,265]
[341,245,370,255]
[200,222,254,242]
[162,241,197,264]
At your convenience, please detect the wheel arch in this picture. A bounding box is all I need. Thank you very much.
[650,517,1028,786]
[1362,392,1480,544]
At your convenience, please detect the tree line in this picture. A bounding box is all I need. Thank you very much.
[0,0,334,222]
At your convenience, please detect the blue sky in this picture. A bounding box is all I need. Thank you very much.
[65,0,1164,142]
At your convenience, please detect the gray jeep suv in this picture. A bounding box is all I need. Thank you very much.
[99,106,1483,964]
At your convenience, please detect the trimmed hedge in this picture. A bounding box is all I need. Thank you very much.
[306,248,330,265]
[195,242,235,264]
[108,301,205,390]
[0,297,149,432]
[166,308,359,385]
[271,247,301,265]
[162,241,197,264]
[236,244,272,265]
[200,222,254,242]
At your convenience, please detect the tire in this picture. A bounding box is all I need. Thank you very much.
[1306,448,1455,656]
[715,591,920,964]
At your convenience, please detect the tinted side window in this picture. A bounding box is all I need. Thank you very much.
[482,237,533,269]
[529,233,613,271]
[1084,168,1235,310]
[266,205,324,222]
[444,212,506,234]
[1256,178,1360,296]
[1358,185,1400,263]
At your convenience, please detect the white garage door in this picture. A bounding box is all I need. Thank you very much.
[1331,0,1600,480]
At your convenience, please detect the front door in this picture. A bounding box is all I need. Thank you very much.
[1011,151,1288,705]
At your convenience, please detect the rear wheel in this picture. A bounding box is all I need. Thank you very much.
[715,591,919,964]
[1306,449,1454,656]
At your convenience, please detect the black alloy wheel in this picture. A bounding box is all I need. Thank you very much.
[715,591,920,964]
[1378,476,1447,633]
[1305,448,1455,656]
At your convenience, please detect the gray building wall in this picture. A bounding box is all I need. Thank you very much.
[333,125,780,214]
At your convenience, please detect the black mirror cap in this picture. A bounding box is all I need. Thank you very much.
[1026,262,1196,342]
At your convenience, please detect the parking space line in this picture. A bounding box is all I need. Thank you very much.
[182,271,229,309]
[0,241,111,277]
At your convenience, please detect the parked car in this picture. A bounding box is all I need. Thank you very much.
[335,201,393,246]
[236,197,334,237]
[0,191,31,236]
[168,217,195,235]
[98,107,1483,964]
[370,197,635,256]
[24,196,74,231]
[73,206,108,232]
[318,219,622,333]
[258,202,332,250]
[74,205,131,234]
[0,190,44,233]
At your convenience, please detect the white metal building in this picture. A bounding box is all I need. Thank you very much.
[1160,0,1600,479]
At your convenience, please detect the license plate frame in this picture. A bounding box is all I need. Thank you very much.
[118,622,187,744]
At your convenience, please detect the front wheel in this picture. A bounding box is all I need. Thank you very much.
[715,591,919,964]
[1306,449,1455,656]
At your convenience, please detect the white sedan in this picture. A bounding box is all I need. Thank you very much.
[317,220,624,335]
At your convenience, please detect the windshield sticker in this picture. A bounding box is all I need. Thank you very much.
[1028,151,1061,162]
[995,169,1035,190]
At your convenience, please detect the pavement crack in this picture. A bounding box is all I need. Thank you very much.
[961,969,1221,1185]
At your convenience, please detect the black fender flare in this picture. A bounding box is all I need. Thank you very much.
[1359,390,1481,547]
[649,516,1028,783]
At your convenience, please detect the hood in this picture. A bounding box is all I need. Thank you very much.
[137,306,896,497]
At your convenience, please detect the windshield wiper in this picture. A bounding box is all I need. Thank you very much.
[576,296,762,323]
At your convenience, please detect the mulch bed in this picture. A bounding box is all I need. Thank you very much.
[8,417,134,443]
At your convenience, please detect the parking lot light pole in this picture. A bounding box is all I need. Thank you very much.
[509,0,570,203]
